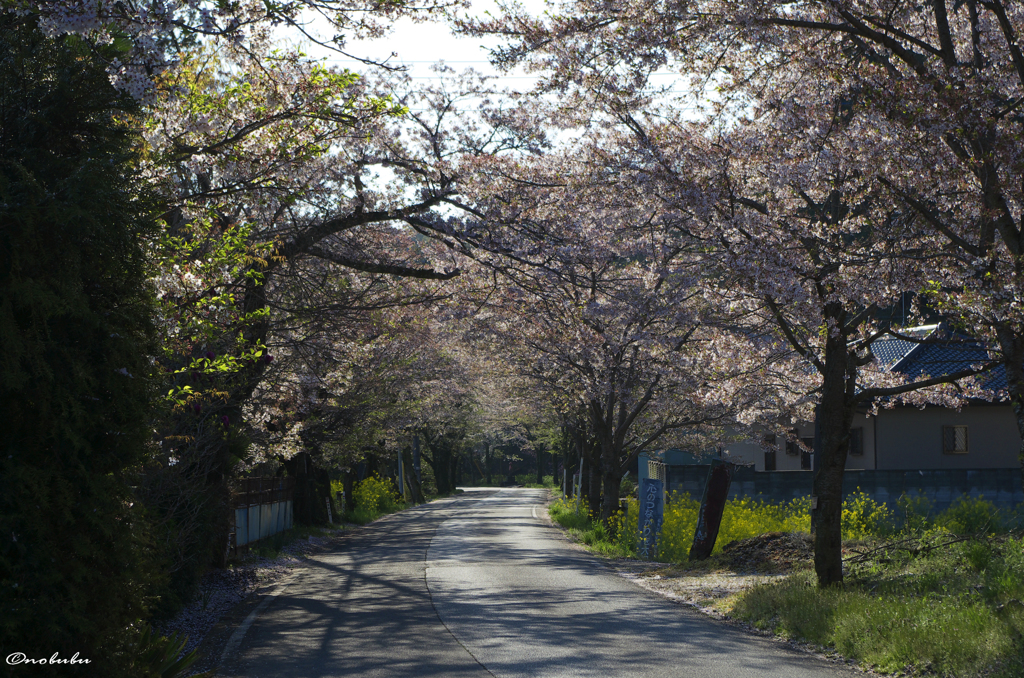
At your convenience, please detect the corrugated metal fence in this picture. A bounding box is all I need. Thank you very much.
[229,477,295,555]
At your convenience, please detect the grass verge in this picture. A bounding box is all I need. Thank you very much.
[549,491,1024,676]
[548,496,635,557]
[729,532,1024,677]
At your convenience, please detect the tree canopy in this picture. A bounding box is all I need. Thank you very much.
[3,2,1021,658]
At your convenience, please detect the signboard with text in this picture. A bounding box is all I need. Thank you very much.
[638,477,664,560]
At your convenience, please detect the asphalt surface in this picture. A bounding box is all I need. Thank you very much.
[219,488,860,678]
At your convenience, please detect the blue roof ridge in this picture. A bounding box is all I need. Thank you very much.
[887,325,937,374]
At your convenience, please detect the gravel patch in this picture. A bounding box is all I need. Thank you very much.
[616,564,788,617]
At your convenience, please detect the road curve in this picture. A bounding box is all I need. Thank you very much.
[219,488,858,678]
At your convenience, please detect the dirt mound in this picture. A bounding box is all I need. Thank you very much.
[721,532,813,572]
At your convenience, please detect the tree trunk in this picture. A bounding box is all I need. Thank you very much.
[485,442,492,485]
[811,319,856,587]
[579,460,590,502]
[422,439,459,496]
[536,444,544,485]
[569,426,583,496]
[448,449,461,492]
[343,470,355,514]
[561,422,571,493]
[285,451,331,525]
[401,446,426,504]
[412,435,423,491]
[587,454,602,519]
[598,428,622,523]
[601,467,620,524]
[995,325,1024,495]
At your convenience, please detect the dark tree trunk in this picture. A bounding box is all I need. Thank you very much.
[811,311,857,587]
[422,439,459,496]
[448,450,461,493]
[569,426,583,496]
[412,435,423,490]
[575,430,587,499]
[579,462,590,502]
[561,422,571,493]
[285,451,331,525]
[601,467,620,523]
[597,428,622,523]
[536,444,544,485]
[401,446,426,504]
[343,470,355,513]
[995,325,1024,495]
[485,442,492,485]
[587,451,602,518]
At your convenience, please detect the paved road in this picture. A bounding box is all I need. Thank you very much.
[219,488,857,678]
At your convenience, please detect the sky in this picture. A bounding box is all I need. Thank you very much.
[295,2,540,93]
[289,2,686,103]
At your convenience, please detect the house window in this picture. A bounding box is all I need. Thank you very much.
[943,426,969,454]
[800,437,814,470]
[763,435,776,471]
[849,427,864,456]
[785,430,800,456]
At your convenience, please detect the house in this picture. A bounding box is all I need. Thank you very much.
[722,325,1021,472]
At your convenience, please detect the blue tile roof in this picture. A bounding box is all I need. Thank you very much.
[870,326,1005,393]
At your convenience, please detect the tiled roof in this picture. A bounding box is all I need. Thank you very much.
[872,337,920,367]
[870,326,1005,393]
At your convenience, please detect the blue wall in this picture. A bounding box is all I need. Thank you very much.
[666,465,1023,513]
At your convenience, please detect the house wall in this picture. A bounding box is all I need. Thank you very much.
[723,415,877,471]
[847,413,876,470]
[875,405,1021,470]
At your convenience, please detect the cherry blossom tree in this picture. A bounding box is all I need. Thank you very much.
[458,0,1004,586]
[9,0,530,607]
[445,138,791,522]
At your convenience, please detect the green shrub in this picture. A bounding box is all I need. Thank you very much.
[653,492,810,561]
[609,496,641,553]
[127,625,214,678]
[938,496,1005,535]
[348,475,402,522]
[895,492,933,533]
[548,497,635,557]
[524,475,557,489]
[841,490,896,540]
[549,496,592,531]
[0,14,161,674]
[625,490,897,562]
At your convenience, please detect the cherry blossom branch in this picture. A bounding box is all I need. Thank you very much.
[305,247,459,280]
[855,361,999,403]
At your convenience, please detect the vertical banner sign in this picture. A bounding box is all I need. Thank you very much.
[688,460,735,560]
[638,477,664,560]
